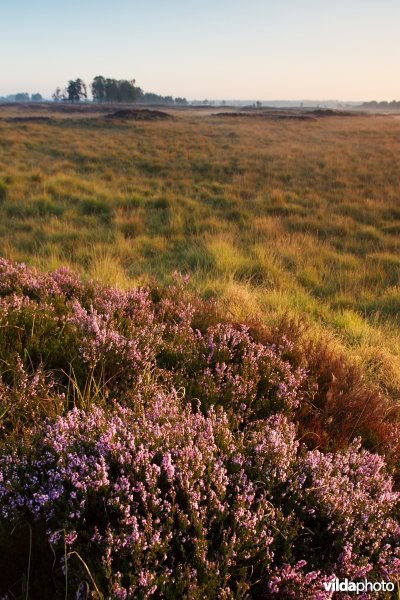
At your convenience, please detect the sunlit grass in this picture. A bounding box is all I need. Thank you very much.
[0,107,400,396]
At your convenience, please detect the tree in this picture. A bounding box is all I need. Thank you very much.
[66,78,87,103]
[118,79,142,103]
[31,93,43,102]
[52,87,66,102]
[15,92,30,102]
[104,78,119,103]
[91,76,142,103]
[91,76,106,103]
[141,92,163,105]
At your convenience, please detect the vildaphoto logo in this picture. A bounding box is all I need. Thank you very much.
[323,578,395,594]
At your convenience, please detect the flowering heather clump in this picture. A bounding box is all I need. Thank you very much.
[69,293,164,384]
[0,258,399,598]
[0,260,313,426]
[0,400,399,598]
[0,257,84,302]
[0,397,277,598]
[194,323,310,417]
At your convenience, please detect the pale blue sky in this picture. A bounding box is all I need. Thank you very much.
[1,0,399,100]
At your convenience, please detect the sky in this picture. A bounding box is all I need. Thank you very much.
[1,0,399,101]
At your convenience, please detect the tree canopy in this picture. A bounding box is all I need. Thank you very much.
[52,76,188,105]
[66,79,87,103]
[91,76,142,103]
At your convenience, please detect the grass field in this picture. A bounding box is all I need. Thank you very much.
[1,106,399,397]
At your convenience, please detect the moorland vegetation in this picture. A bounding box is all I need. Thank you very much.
[0,105,399,597]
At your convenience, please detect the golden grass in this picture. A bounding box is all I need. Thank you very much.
[0,107,400,395]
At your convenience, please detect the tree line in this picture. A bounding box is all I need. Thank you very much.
[361,100,400,109]
[52,76,188,105]
[0,92,43,103]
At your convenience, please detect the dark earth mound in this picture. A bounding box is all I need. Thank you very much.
[308,109,360,117]
[3,116,53,123]
[213,111,316,121]
[213,108,365,120]
[105,109,172,121]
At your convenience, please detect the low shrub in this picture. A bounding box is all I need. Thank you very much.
[0,259,399,598]
[0,401,398,598]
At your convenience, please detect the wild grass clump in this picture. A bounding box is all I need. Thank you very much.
[0,259,399,598]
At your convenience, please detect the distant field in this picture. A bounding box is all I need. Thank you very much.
[0,104,399,396]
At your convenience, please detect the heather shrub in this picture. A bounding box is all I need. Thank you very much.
[0,400,398,598]
[0,257,83,301]
[296,442,400,570]
[0,259,400,598]
[186,323,310,420]
[0,397,276,598]
[154,276,312,423]
[69,290,164,389]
